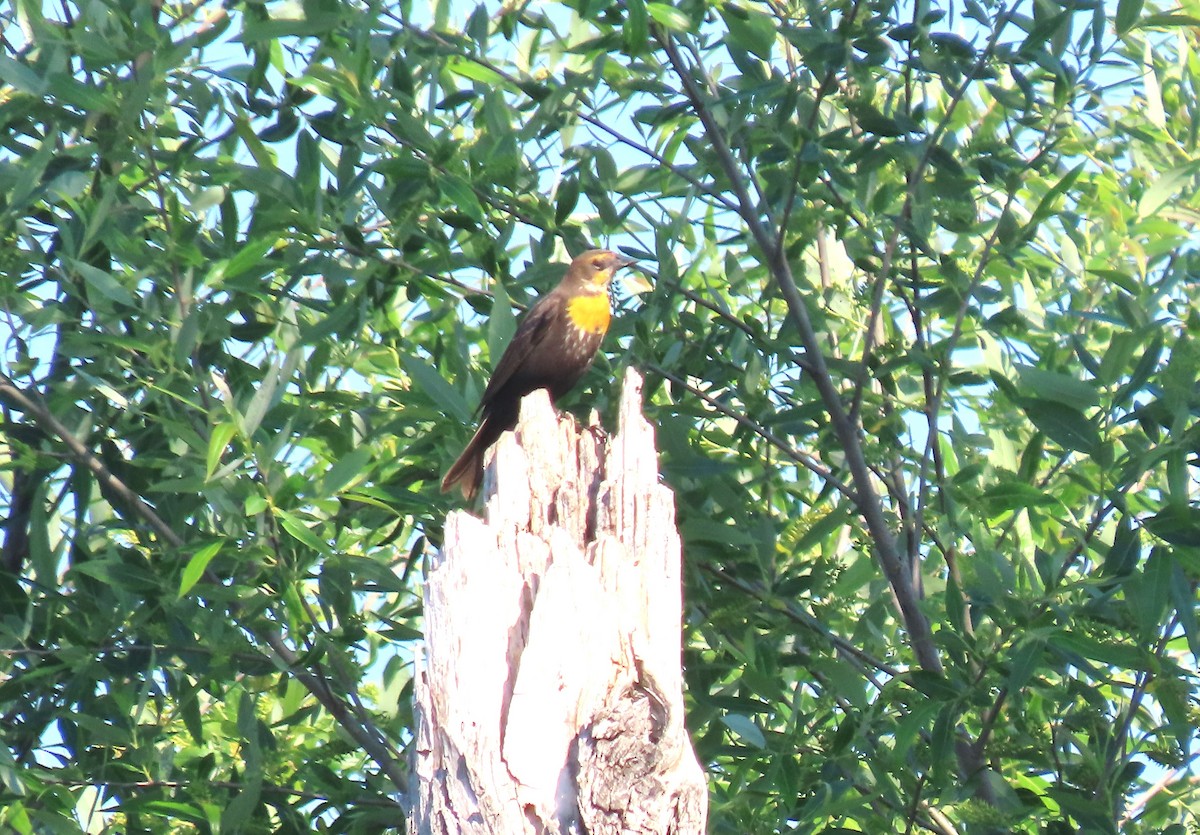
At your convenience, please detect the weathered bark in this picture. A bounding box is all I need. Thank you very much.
[409,368,707,834]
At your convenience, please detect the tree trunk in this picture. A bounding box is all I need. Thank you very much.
[408,368,707,834]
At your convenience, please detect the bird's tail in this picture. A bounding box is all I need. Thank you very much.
[440,417,505,499]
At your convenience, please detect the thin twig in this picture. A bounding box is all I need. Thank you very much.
[704,564,898,681]
[648,364,857,503]
[849,5,1014,425]
[36,775,404,809]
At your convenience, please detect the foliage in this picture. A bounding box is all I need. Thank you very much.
[2,0,1199,832]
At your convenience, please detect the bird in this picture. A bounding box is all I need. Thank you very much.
[440,249,640,499]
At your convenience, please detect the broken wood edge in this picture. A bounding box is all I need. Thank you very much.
[408,368,707,834]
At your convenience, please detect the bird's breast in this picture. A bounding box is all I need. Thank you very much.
[565,292,611,336]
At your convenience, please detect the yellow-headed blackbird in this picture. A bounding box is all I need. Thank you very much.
[440,249,639,499]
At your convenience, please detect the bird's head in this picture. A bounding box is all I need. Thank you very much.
[567,249,649,294]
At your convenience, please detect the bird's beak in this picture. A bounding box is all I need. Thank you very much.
[613,254,653,294]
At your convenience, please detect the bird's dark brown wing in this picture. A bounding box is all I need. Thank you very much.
[477,293,561,412]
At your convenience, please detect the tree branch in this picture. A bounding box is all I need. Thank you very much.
[655,28,942,679]
[0,372,185,549]
[0,370,408,793]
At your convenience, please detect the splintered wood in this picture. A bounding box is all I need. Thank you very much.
[409,368,707,835]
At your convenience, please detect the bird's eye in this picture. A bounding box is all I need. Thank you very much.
[591,257,604,269]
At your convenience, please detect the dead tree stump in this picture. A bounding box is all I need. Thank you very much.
[408,368,707,834]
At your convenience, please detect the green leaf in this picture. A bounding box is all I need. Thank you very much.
[487,278,516,362]
[0,572,29,624]
[1103,517,1141,578]
[944,571,965,632]
[847,101,916,136]
[46,170,90,202]
[1028,162,1085,226]
[338,488,399,512]
[322,447,373,496]
[930,32,976,59]
[720,7,777,60]
[239,13,339,42]
[1048,632,1148,670]
[71,558,159,593]
[220,237,277,283]
[439,175,485,221]
[646,2,690,32]
[1171,561,1200,658]
[402,354,472,423]
[446,57,506,85]
[0,54,48,96]
[1145,505,1200,547]
[179,541,224,598]
[1018,397,1100,454]
[69,260,135,308]
[207,423,238,479]
[1127,547,1173,636]
[241,345,302,438]
[980,480,1057,513]
[296,130,320,200]
[1014,365,1098,410]
[137,801,208,824]
[276,510,331,556]
[1116,0,1145,34]
[1139,13,1200,27]
[789,505,850,554]
[624,0,648,53]
[1138,160,1200,219]
[328,554,408,594]
[720,713,766,748]
[1047,789,1122,833]
[906,670,961,701]
[1005,639,1043,691]
[555,176,580,225]
[930,705,958,775]
[680,517,760,546]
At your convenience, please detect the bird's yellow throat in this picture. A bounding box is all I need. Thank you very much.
[566,292,611,335]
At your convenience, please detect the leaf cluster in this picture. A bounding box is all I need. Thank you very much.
[2,0,1200,832]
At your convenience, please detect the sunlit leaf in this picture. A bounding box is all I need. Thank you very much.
[179,541,225,598]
